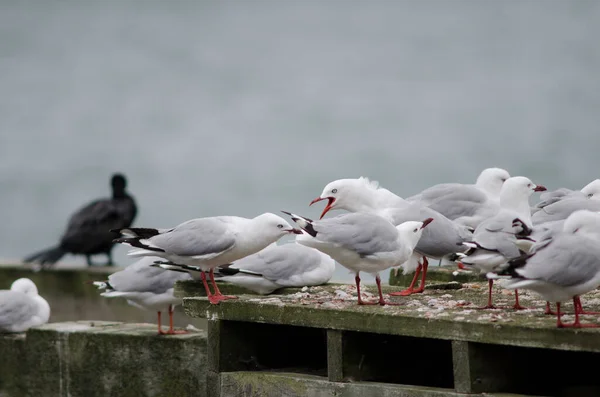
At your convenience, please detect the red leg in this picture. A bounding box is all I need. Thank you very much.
[209,268,237,302]
[574,296,600,315]
[376,275,401,306]
[355,273,378,305]
[411,257,429,294]
[512,290,527,310]
[557,299,600,328]
[157,311,165,335]
[457,262,466,270]
[200,271,221,305]
[544,301,557,315]
[477,279,497,309]
[163,305,188,334]
[389,264,422,296]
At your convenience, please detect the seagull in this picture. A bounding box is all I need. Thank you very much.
[309,177,472,295]
[111,213,302,304]
[533,179,600,212]
[92,257,191,335]
[532,180,600,225]
[406,167,511,229]
[455,176,546,309]
[498,210,600,328]
[158,239,335,295]
[0,278,50,333]
[282,210,432,305]
[24,173,137,267]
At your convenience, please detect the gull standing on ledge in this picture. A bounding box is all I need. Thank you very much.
[112,213,302,304]
[456,176,546,309]
[282,211,432,305]
[92,257,192,335]
[498,210,600,328]
[309,177,471,295]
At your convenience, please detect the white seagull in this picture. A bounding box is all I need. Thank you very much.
[282,211,432,305]
[0,278,50,333]
[92,256,192,335]
[498,210,600,328]
[112,213,302,304]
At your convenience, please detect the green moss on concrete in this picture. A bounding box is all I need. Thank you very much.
[183,283,600,353]
[219,372,505,397]
[0,321,208,397]
[389,266,482,287]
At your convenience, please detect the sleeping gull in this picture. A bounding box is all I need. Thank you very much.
[455,176,546,309]
[92,257,192,334]
[406,167,511,229]
[282,211,432,305]
[498,210,600,328]
[533,179,600,212]
[532,181,600,225]
[112,213,302,304]
[310,177,472,295]
[157,239,335,295]
[0,278,50,333]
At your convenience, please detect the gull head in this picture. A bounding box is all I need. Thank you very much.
[258,213,303,237]
[476,167,511,197]
[580,179,600,200]
[10,278,39,296]
[310,177,378,219]
[501,176,546,200]
[395,218,434,248]
[563,210,600,237]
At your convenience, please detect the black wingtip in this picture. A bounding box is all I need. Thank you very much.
[281,210,292,216]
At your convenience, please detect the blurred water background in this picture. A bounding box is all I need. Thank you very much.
[1,0,599,283]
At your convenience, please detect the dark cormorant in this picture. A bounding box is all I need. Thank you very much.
[23,173,137,267]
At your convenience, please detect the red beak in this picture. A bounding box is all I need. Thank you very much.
[287,228,303,234]
[421,218,434,229]
[310,197,336,219]
[533,185,547,192]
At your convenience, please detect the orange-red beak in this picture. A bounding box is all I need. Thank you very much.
[310,196,336,219]
[533,185,547,192]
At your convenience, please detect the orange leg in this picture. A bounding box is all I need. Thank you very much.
[477,279,497,309]
[164,304,188,335]
[574,296,600,315]
[412,257,429,294]
[199,270,221,305]
[375,275,401,306]
[389,264,422,296]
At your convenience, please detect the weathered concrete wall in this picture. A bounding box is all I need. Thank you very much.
[0,321,207,397]
[0,263,206,329]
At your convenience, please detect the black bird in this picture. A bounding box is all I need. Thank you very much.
[23,173,137,267]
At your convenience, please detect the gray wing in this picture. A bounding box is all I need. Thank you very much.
[149,217,237,257]
[108,257,191,293]
[382,204,472,257]
[472,213,523,259]
[0,291,37,329]
[534,188,575,209]
[518,235,600,287]
[230,244,324,283]
[314,213,399,256]
[408,184,489,220]
[532,198,600,225]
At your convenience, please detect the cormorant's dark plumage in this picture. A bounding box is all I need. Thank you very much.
[23,173,137,267]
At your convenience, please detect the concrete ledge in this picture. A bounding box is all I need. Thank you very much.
[0,321,207,397]
[218,372,537,397]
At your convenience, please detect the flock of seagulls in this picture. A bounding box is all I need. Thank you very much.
[5,167,600,334]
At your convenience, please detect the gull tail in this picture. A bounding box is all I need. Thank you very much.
[215,264,263,277]
[281,211,317,237]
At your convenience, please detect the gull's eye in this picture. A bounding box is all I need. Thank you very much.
[588,193,594,198]
[527,184,532,188]
[501,178,507,182]
[413,228,418,232]
[277,224,284,229]
[331,188,338,193]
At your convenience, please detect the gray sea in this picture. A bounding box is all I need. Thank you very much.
[1,0,599,283]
